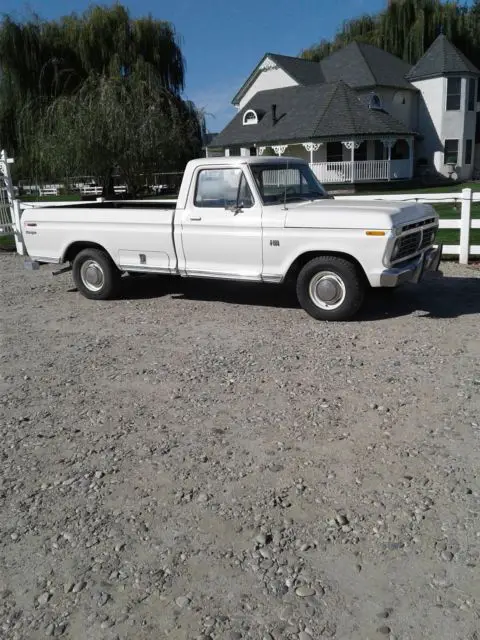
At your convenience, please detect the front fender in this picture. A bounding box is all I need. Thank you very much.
[263,228,389,286]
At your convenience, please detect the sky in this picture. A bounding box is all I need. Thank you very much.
[0,0,473,131]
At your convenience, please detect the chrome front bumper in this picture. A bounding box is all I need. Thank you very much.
[380,244,443,287]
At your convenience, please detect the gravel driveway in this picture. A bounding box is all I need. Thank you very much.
[1,253,479,640]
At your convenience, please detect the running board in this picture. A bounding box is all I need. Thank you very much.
[52,264,72,276]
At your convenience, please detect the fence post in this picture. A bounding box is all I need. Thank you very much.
[12,200,25,255]
[459,188,472,265]
[0,150,15,203]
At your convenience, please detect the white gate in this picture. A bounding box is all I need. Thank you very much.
[0,150,14,236]
[0,150,24,254]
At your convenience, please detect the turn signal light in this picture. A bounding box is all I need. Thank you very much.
[365,230,386,236]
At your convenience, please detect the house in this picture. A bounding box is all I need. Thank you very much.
[207,35,480,185]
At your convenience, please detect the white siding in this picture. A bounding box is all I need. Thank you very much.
[356,88,417,130]
[413,76,477,180]
[237,60,298,110]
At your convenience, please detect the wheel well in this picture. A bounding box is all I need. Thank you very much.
[285,251,368,284]
[63,241,109,264]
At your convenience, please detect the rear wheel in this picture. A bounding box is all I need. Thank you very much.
[72,248,120,300]
[296,256,365,321]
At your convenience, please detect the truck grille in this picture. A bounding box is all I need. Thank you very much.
[396,233,421,260]
[392,223,438,262]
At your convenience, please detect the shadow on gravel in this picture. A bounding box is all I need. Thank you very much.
[117,274,300,309]
[113,272,480,320]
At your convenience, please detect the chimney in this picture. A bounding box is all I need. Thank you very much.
[271,103,277,125]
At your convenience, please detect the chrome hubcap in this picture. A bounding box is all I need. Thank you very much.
[80,260,105,292]
[309,271,346,310]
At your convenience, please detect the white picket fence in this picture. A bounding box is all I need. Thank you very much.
[1,149,479,262]
[80,185,127,196]
[335,187,480,264]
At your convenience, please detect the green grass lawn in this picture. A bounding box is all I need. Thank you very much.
[0,235,15,249]
[433,202,480,246]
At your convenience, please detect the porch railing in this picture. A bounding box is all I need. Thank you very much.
[310,161,352,184]
[310,159,407,183]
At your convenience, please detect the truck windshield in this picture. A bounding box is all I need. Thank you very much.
[250,163,327,205]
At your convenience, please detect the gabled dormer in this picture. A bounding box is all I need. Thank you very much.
[232,53,324,110]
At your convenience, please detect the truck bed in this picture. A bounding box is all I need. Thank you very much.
[21,202,178,273]
[23,199,178,210]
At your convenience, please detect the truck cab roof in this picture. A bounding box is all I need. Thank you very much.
[193,156,308,168]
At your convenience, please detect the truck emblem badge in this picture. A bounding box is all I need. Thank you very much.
[270,240,280,247]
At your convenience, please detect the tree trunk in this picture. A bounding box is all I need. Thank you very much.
[102,169,115,198]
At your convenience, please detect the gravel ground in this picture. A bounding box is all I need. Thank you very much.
[1,253,480,640]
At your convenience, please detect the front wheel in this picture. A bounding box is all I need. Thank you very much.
[72,248,120,300]
[296,256,365,321]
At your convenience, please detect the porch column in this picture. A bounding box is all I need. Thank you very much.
[272,145,288,156]
[225,148,230,157]
[302,142,322,164]
[381,139,396,181]
[342,140,363,183]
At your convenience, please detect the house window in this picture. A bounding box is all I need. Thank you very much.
[393,91,406,106]
[465,139,473,164]
[327,141,343,162]
[228,146,241,156]
[444,139,458,165]
[243,109,258,125]
[369,94,382,110]
[468,79,476,111]
[446,77,461,111]
[354,141,368,161]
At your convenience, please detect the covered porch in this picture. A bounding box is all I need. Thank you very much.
[216,136,414,184]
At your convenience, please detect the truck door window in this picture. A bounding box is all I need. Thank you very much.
[194,168,253,208]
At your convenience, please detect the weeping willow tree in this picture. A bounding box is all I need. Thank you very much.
[0,4,204,189]
[302,0,478,66]
[19,70,204,194]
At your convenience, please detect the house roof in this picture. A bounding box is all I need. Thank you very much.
[406,34,480,80]
[267,53,326,85]
[320,41,414,90]
[209,82,414,149]
[231,53,325,105]
[232,42,416,106]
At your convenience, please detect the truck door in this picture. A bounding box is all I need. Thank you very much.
[179,166,262,279]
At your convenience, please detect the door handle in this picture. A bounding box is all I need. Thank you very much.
[190,216,202,221]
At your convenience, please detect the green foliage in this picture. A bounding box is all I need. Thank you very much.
[302,0,478,66]
[0,4,203,192]
[21,70,204,192]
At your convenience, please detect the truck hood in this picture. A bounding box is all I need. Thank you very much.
[284,199,437,230]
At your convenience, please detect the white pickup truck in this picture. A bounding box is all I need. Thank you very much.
[19,156,442,321]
